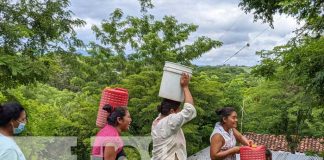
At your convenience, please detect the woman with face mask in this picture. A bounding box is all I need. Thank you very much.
[0,102,27,160]
[91,105,132,160]
[210,107,253,160]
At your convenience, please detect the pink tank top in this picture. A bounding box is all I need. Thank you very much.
[92,124,123,157]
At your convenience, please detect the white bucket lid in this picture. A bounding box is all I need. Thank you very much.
[163,61,192,74]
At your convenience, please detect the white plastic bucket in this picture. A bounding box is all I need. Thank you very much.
[158,61,192,102]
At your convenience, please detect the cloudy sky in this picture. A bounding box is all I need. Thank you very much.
[69,0,301,66]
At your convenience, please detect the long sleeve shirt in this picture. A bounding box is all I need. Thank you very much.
[151,103,197,160]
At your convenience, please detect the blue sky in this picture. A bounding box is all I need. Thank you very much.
[69,0,301,66]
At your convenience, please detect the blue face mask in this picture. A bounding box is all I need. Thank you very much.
[13,122,26,135]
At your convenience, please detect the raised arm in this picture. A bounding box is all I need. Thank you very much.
[181,73,194,105]
[167,73,196,132]
[233,128,253,146]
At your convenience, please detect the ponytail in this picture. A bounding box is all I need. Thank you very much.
[103,104,114,113]
[103,104,127,127]
[215,106,235,123]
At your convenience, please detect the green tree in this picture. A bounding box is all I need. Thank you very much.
[239,0,323,153]
[6,83,100,159]
[248,37,324,152]
[44,53,122,93]
[0,0,85,91]
[239,0,323,34]
[90,9,222,74]
[0,0,85,55]
[138,0,154,12]
[254,37,324,104]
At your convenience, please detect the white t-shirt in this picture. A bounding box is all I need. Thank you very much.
[151,103,197,160]
[0,133,26,160]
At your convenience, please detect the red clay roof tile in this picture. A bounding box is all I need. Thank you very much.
[243,132,324,153]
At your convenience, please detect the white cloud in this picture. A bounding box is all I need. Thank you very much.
[70,0,301,66]
[69,0,140,20]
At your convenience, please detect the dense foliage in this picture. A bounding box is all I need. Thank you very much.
[0,0,323,159]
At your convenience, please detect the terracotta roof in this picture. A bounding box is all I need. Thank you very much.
[244,132,324,153]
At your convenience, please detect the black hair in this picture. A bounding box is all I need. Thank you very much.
[216,106,236,123]
[103,104,128,127]
[157,98,181,116]
[0,102,25,127]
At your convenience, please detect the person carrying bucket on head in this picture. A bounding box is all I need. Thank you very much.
[151,73,196,160]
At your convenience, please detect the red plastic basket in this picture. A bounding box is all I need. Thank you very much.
[96,88,129,128]
[240,145,266,160]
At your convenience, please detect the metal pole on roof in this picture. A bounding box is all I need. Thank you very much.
[241,99,245,133]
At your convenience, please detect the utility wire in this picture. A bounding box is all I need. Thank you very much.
[250,27,270,43]
[223,43,250,64]
[223,26,270,64]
